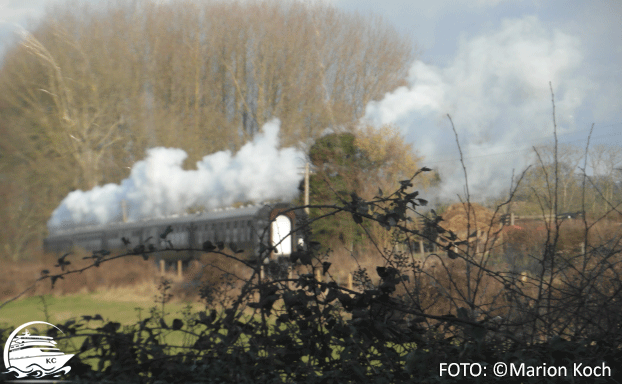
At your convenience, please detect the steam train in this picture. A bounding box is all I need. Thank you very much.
[43,203,306,265]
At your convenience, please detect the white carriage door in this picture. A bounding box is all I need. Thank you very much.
[271,215,292,256]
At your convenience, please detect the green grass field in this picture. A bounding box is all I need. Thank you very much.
[0,291,204,375]
[0,289,418,381]
[0,292,199,329]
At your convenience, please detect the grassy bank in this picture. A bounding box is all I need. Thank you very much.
[0,287,200,328]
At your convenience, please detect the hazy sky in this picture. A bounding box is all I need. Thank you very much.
[337,0,622,198]
[1,0,620,200]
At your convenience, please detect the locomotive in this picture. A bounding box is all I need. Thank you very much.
[43,203,306,265]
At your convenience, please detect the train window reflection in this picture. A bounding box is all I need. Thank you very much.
[271,215,291,256]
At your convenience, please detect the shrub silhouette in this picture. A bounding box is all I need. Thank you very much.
[1,111,621,383]
[1,164,620,383]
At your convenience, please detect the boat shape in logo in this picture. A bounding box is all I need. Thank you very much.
[3,321,74,379]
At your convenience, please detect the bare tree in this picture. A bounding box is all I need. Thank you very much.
[1,22,124,189]
[0,0,415,260]
[588,144,622,216]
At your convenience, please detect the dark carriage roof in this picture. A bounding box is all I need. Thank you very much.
[47,203,286,239]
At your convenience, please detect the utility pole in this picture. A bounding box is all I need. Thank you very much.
[304,162,310,215]
[299,161,314,215]
[121,200,128,222]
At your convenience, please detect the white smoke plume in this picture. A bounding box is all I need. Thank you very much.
[363,16,590,202]
[48,119,303,232]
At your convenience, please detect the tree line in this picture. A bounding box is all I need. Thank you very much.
[512,143,622,219]
[0,0,415,261]
[1,0,619,263]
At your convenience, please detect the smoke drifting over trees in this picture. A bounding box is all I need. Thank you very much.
[1,0,619,261]
[0,0,414,259]
[362,16,593,201]
[48,120,302,232]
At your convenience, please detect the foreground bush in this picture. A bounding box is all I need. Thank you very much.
[1,162,621,383]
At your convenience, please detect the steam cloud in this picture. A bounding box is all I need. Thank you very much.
[48,119,303,233]
[363,16,589,202]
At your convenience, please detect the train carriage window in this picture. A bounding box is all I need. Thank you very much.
[195,227,201,247]
[271,215,292,256]
[170,225,188,247]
